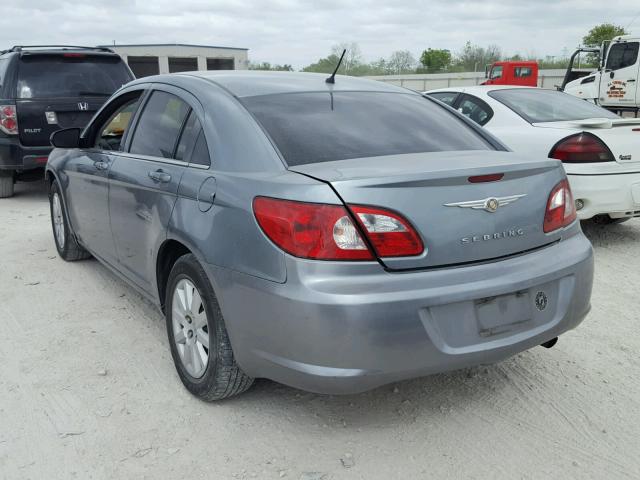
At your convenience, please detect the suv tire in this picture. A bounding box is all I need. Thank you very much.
[166,254,253,401]
[0,171,14,198]
[49,180,91,261]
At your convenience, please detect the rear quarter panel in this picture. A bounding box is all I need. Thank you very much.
[167,169,343,285]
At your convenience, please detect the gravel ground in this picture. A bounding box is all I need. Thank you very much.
[1,181,639,480]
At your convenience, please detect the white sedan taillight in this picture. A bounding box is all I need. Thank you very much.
[0,105,18,135]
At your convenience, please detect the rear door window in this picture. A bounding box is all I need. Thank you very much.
[129,91,190,158]
[427,91,459,106]
[457,95,494,126]
[175,111,200,161]
[16,54,132,99]
[189,131,211,167]
[174,112,211,167]
[606,42,639,71]
[242,92,492,166]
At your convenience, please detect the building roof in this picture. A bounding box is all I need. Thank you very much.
[99,43,248,51]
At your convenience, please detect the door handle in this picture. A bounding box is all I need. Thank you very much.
[94,161,109,171]
[148,169,171,183]
[628,79,636,82]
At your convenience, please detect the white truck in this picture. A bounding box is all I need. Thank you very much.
[562,35,640,115]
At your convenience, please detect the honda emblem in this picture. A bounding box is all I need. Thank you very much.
[78,102,89,111]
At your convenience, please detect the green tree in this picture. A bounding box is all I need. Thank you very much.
[419,48,451,73]
[249,62,293,71]
[453,41,501,72]
[330,42,364,74]
[302,53,343,74]
[303,42,366,75]
[582,23,628,64]
[583,23,627,47]
[368,58,390,75]
[387,50,417,74]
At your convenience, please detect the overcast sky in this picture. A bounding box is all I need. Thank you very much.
[1,1,638,68]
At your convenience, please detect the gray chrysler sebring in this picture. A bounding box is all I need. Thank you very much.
[45,71,594,400]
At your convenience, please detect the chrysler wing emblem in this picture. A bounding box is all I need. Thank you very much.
[78,102,89,111]
[444,194,527,213]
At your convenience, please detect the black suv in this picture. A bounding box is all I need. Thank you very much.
[0,45,134,197]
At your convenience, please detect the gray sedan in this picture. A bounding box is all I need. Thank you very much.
[46,72,594,400]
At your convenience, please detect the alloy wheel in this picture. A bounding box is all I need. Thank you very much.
[52,193,65,249]
[171,278,210,378]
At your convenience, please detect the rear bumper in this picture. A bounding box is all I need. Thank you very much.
[208,232,594,394]
[0,136,51,171]
[568,172,640,219]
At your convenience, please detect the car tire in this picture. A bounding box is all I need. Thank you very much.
[49,180,92,261]
[0,171,14,198]
[166,254,253,401]
[592,214,631,225]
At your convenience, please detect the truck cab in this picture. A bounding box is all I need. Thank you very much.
[563,35,640,114]
[482,61,538,87]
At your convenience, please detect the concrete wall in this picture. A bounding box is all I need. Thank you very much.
[365,69,568,91]
[105,44,249,73]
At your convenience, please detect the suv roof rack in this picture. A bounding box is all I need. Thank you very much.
[0,45,115,55]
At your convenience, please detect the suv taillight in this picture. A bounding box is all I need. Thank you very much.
[544,180,577,233]
[253,197,424,261]
[549,133,613,163]
[0,105,18,135]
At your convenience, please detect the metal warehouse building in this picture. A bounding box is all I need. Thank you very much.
[99,43,249,78]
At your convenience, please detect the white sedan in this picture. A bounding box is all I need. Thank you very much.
[425,85,640,223]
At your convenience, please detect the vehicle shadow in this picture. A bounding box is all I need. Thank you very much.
[10,177,49,202]
[580,218,640,248]
[232,351,548,428]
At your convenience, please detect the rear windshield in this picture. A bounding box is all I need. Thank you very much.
[488,88,619,123]
[242,92,492,166]
[17,55,132,99]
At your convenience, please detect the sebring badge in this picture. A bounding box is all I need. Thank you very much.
[444,194,527,213]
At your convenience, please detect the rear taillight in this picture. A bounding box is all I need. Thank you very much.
[544,180,577,233]
[549,133,613,163]
[253,197,373,260]
[0,105,18,135]
[349,205,424,257]
[253,197,424,261]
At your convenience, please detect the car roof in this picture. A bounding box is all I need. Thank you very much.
[131,71,413,98]
[425,85,537,95]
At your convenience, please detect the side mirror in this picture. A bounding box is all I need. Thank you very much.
[50,128,82,149]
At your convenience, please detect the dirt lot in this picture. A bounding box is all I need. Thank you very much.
[1,181,639,480]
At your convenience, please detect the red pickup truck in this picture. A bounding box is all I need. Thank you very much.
[482,61,538,87]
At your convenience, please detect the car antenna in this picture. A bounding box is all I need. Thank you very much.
[326,49,347,84]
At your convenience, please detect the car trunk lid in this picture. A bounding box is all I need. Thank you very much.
[290,151,567,270]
